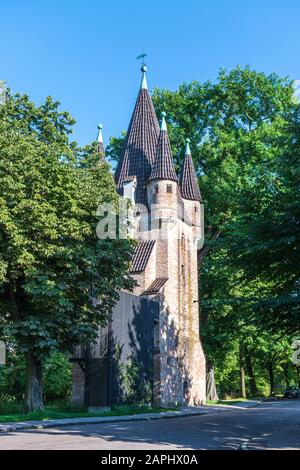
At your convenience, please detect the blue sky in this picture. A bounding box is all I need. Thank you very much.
[1,0,299,147]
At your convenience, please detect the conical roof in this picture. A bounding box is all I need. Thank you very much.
[179,139,201,201]
[148,113,178,182]
[115,66,159,205]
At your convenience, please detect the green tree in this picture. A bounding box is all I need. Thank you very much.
[0,92,134,411]
[254,333,293,396]
[224,106,300,333]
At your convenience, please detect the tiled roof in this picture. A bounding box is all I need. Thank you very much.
[179,152,202,202]
[143,277,168,295]
[115,88,159,205]
[148,130,178,183]
[122,176,136,183]
[130,240,156,273]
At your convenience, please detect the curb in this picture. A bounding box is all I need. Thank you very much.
[0,402,261,434]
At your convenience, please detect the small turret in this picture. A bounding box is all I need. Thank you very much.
[179,139,203,245]
[148,112,178,183]
[147,113,180,232]
[179,138,201,202]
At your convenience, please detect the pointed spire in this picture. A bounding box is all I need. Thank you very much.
[180,138,201,201]
[96,123,103,143]
[115,64,159,205]
[149,113,178,182]
[140,64,148,90]
[160,111,167,131]
[96,123,105,163]
[185,137,191,156]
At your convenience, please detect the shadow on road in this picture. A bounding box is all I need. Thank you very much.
[1,401,300,450]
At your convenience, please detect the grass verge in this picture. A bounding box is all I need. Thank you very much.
[0,404,176,424]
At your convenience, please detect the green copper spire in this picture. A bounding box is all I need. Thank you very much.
[96,123,103,143]
[160,111,167,131]
[96,123,106,163]
[185,137,191,156]
[140,64,148,90]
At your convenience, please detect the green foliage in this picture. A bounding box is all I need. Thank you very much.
[119,355,152,405]
[152,66,296,231]
[0,91,136,409]
[0,351,72,403]
[42,353,72,401]
[223,108,300,332]
[0,352,25,401]
[0,91,135,362]
[106,131,127,166]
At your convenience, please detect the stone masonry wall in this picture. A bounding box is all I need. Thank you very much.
[143,179,206,406]
[71,362,85,407]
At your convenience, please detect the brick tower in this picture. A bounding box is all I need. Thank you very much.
[115,65,206,406]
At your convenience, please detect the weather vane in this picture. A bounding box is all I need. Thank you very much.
[136,53,147,66]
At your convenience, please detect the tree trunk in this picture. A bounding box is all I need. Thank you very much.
[206,362,219,401]
[245,354,258,397]
[24,352,44,412]
[296,366,300,388]
[282,363,290,388]
[239,346,246,399]
[267,362,275,396]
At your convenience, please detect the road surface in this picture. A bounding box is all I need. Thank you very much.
[0,401,299,450]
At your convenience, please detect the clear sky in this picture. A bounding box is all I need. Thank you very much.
[1,0,299,147]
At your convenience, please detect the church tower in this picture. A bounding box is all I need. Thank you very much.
[115,65,206,406]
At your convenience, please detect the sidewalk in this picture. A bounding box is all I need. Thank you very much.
[0,401,260,434]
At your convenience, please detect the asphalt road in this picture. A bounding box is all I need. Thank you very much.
[0,401,299,450]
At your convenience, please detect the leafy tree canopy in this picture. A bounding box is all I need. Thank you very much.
[0,91,134,410]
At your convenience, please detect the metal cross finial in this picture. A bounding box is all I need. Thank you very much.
[136,52,147,67]
[137,53,148,90]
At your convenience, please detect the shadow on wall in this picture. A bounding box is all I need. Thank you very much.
[71,292,158,408]
[157,301,193,407]
[72,292,195,408]
[96,292,159,407]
